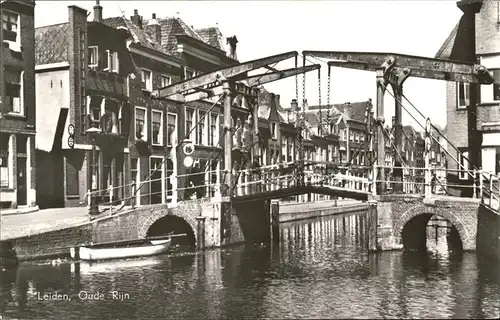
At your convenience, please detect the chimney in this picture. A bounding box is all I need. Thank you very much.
[290,99,298,112]
[226,36,238,60]
[93,0,102,22]
[130,9,143,29]
[146,13,162,44]
[274,94,281,110]
[304,99,309,111]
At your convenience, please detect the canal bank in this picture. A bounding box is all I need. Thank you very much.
[278,199,367,223]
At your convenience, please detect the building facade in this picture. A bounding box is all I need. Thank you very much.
[436,0,500,193]
[0,0,36,209]
[35,3,239,208]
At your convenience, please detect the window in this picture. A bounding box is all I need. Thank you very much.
[281,136,287,162]
[141,69,152,91]
[152,110,163,145]
[288,137,294,160]
[103,50,119,73]
[494,70,500,101]
[135,107,147,140]
[496,147,500,175]
[160,75,171,88]
[88,46,98,67]
[457,82,470,109]
[198,111,208,145]
[185,109,195,141]
[91,106,101,129]
[150,157,163,204]
[459,150,470,180]
[5,70,23,115]
[2,10,19,50]
[167,113,177,146]
[209,113,219,146]
[330,123,334,134]
[66,159,79,196]
[185,67,196,79]
[131,158,139,184]
[0,134,10,188]
[270,123,278,139]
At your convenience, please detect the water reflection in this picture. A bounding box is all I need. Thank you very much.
[0,211,498,319]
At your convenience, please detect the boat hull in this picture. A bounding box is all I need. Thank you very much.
[77,239,172,261]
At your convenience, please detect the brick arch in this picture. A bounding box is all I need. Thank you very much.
[137,208,197,244]
[393,205,470,248]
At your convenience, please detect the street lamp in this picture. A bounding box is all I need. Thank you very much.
[86,127,103,216]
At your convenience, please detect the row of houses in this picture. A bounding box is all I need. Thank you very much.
[4,0,489,211]
[0,0,382,210]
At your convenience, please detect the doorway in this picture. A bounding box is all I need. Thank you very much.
[17,157,27,206]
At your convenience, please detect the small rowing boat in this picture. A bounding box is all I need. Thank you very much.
[70,237,172,262]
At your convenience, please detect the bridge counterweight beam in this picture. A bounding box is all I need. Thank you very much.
[375,68,387,195]
[390,68,411,193]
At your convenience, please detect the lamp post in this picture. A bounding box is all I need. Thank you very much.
[86,127,102,216]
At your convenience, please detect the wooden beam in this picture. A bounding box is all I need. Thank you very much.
[328,61,483,84]
[183,64,320,103]
[305,50,495,84]
[246,64,320,87]
[152,51,298,99]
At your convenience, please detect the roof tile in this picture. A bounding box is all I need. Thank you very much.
[35,23,70,65]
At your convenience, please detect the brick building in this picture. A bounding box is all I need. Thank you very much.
[35,5,136,208]
[436,0,500,193]
[0,0,36,209]
[35,3,239,208]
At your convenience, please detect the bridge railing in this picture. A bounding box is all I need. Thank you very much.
[81,169,223,214]
[231,161,373,197]
[374,165,500,208]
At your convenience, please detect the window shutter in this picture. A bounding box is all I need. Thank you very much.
[113,52,119,73]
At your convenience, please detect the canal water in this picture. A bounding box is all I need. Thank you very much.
[1,211,499,319]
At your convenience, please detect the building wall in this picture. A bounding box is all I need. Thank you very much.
[475,0,500,56]
[0,0,36,208]
[446,81,469,172]
[35,70,70,152]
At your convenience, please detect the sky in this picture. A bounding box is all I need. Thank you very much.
[34,0,464,129]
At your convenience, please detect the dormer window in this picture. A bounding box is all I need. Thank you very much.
[88,46,98,68]
[185,67,196,79]
[160,75,171,88]
[2,10,20,52]
[141,69,152,91]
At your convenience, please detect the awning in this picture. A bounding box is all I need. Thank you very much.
[2,44,24,70]
[86,70,127,100]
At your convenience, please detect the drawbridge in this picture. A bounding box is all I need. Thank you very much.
[82,49,499,215]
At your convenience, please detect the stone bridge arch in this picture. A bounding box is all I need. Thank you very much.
[393,204,474,251]
[137,206,197,246]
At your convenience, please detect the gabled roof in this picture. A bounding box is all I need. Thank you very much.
[196,27,226,52]
[154,17,205,53]
[103,17,172,56]
[309,101,369,123]
[35,23,70,65]
[435,22,459,59]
